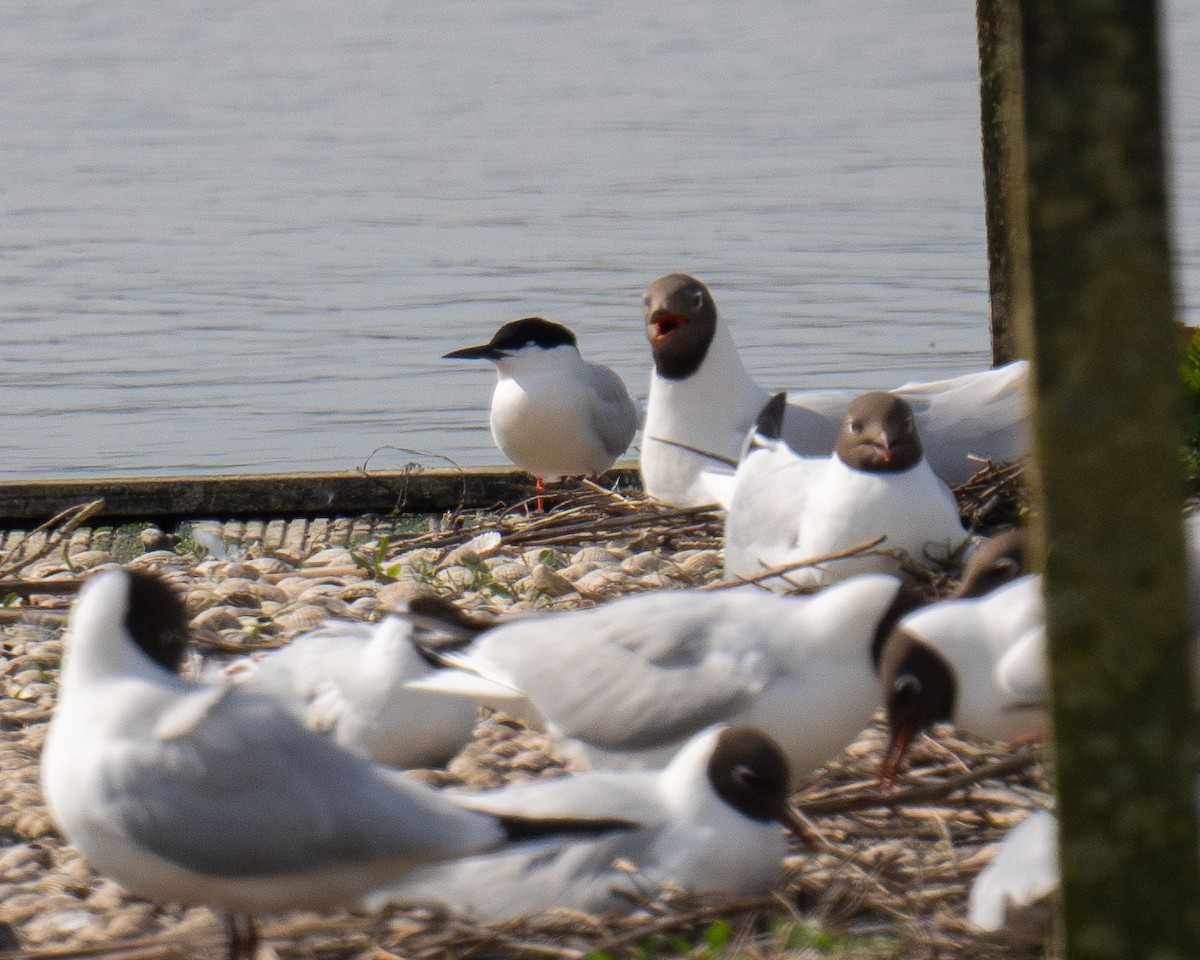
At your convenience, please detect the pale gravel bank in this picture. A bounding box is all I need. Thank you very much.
[0,483,1046,960]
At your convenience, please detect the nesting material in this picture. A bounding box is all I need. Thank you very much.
[0,470,1045,960]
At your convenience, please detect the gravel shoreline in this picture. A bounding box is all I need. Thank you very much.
[0,481,1047,959]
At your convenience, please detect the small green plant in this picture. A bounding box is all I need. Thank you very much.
[586,919,740,960]
[1182,330,1200,488]
[173,534,209,560]
[410,559,441,586]
[459,559,513,600]
[770,917,900,955]
[484,580,514,601]
[701,919,731,954]
[350,536,402,581]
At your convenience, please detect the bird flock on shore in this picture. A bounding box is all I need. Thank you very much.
[41,271,1144,958]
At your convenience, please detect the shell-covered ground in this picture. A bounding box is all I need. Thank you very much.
[0,474,1051,960]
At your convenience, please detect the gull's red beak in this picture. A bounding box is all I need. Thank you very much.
[777,802,817,850]
[650,312,687,347]
[878,723,915,785]
[873,432,892,464]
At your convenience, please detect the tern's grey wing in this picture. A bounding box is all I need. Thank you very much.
[473,605,771,750]
[584,362,638,460]
[271,622,383,681]
[102,689,498,878]
[232,626,370,702]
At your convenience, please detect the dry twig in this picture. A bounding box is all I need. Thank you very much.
[0,500,106,579]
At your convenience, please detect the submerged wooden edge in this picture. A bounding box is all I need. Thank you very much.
[0,465,643,524]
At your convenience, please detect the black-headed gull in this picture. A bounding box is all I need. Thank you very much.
[716,391,968,588]
[877,574,1046,779]
[639,272,1028,506]
[411,574,906,784]
[222,614,479,769]
[41,569,629,959]
[444,317,638,499]
[880,518,1200,778]
[370,724,806,920]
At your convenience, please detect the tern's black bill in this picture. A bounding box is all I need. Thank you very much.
[443,344,505,360]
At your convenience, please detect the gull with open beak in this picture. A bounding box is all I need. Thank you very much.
[640,272,1028,506]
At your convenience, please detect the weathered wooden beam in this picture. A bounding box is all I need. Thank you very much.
[1016,0,1200,955]
[975,0,1029,365]
[0,467,641,525]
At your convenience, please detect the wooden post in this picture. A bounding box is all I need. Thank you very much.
[1016,0,1200,955]
[975,0,1027,365]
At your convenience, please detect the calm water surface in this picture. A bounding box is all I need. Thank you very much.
[2,0,1198,479]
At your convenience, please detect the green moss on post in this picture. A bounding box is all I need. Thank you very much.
[1016,0,1200,955]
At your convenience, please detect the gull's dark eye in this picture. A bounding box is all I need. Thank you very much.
[733,764,759,787]
[849,419,863,434]
[643,293,651,307]
[893,674,922,705]
[690,288,704,310]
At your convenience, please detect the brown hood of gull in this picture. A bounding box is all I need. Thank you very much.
[835,392,923,474]
[643,273,719,381]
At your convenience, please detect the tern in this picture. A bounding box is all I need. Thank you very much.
[445,316,638,506]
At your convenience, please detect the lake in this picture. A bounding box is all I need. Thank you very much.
[1,0,1197,479]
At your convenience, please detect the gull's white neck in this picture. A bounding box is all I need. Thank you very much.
[644,322,768,462]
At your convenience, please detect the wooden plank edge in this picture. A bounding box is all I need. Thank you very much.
[0,466,643,525]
